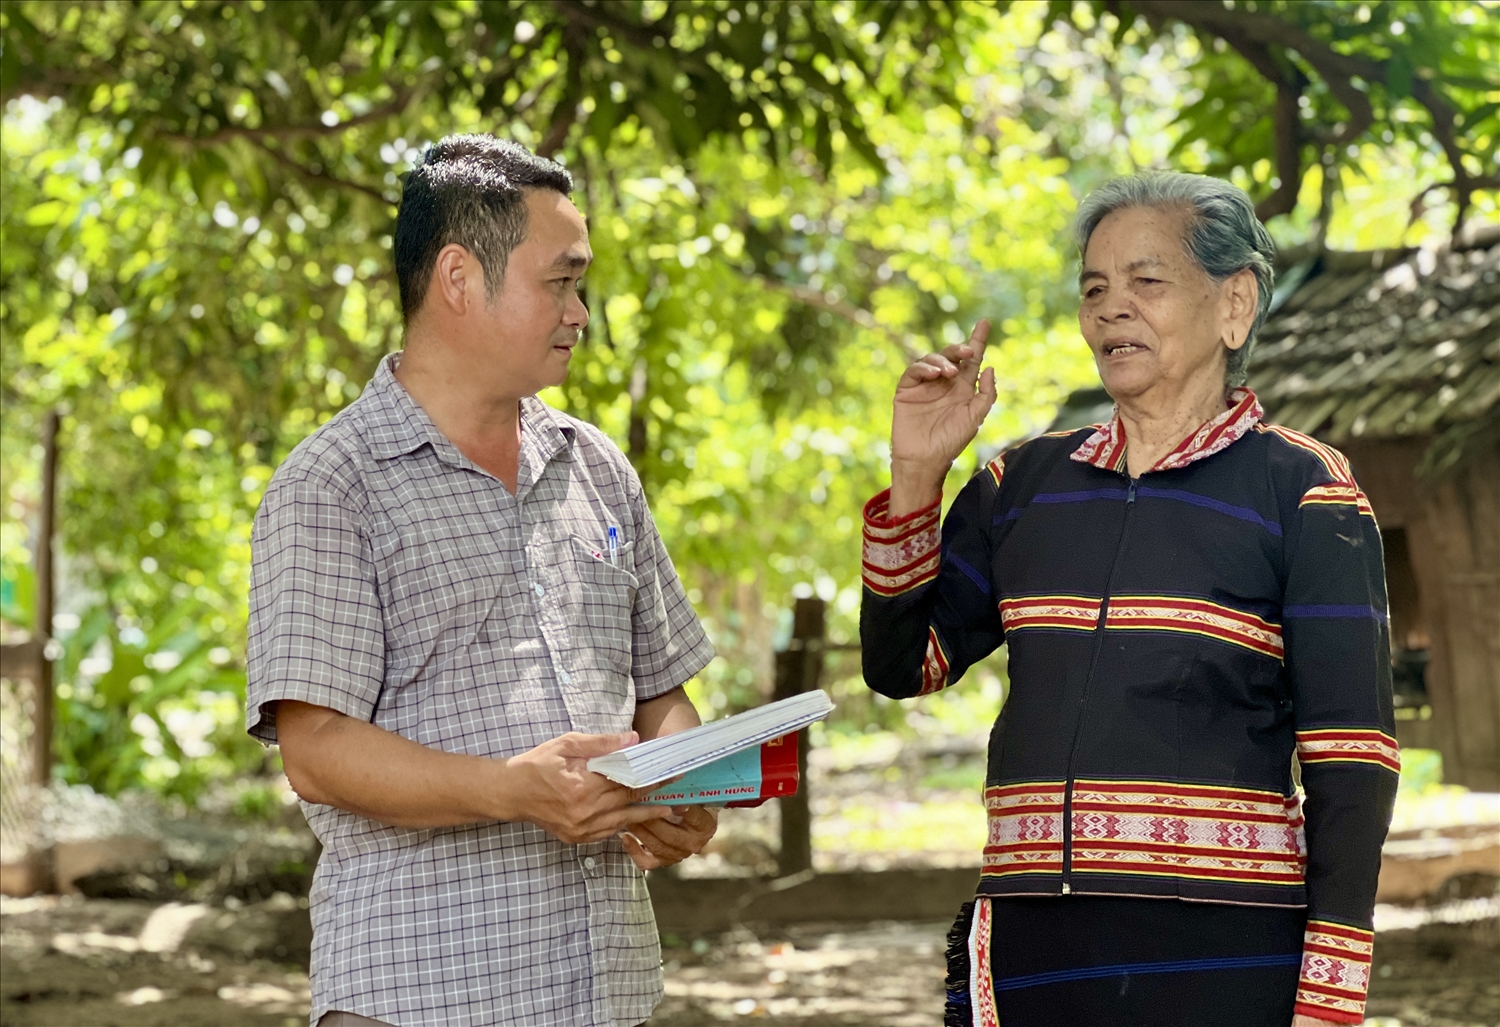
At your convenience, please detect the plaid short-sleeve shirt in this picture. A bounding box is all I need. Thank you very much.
[246,354,714,1027]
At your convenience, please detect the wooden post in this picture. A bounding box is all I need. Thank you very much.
[772,597,826,877]
[0,411,60,895]
[31,410,59,788]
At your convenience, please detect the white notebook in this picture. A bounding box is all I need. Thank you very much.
[586,690,835,789]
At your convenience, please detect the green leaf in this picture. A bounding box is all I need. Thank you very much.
[24,199,68,225]
[1387,51,1414,98]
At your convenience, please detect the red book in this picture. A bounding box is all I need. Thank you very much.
[640,732,801,807]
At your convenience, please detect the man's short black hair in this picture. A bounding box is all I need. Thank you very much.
[393,134,574,322]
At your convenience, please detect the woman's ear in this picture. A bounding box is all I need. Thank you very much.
[1221,268,1258,352]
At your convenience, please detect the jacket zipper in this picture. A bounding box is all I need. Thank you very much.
[1060,476,1137,895]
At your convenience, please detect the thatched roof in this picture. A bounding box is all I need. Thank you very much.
[1248,223,1500,474]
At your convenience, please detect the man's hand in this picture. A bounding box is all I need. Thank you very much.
[623,686,717,871]
[1291,1015,1345,1027]
[502,731,674,844]
[620,805,719,871]
[275,701,674,837]
[890,320,997,517]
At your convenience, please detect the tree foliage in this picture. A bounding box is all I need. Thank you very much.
[1073,0,1500,225]
[1,0,1494,800]
[5,1,1495,222]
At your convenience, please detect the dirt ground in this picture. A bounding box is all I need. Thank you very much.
[651,920,948,1027]
[1363,916,1500,1027]
[0,897,307,1027]
[651,915,1500,1027]
[3,749,1495,1026]
[3,895,1497,1027]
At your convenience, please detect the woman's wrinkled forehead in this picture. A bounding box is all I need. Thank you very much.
[1079,203,1202,281]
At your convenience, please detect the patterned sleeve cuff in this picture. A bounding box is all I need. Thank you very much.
[1294,919,1373,1024]
[862,488,942,597]
[1296,727,1401,774]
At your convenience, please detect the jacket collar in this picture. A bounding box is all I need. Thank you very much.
[361,353,575,474]
[1070,387,1263,474]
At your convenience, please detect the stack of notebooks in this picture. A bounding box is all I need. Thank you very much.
[587,690,834,807]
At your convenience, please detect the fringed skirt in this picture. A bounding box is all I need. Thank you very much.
[944,895,1305,1027]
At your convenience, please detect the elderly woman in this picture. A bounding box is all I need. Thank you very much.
[860,172,1397,1027]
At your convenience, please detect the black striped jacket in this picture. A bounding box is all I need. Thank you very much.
[860,389,1397,1024]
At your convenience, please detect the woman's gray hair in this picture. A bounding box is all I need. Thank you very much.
[1074,172,1277,387]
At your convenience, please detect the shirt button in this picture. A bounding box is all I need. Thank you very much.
[583,856,597,870]
[532,582,545,598]
[558,669,571,685]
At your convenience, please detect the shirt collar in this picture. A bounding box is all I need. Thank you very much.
[516,394,575,491]
[361,353,576,473]
[362,353,444,460]
[1069,387,1264,474]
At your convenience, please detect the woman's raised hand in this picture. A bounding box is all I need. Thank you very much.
[889,320,997,517]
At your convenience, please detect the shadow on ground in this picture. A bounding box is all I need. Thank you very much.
[3,898,1497,1027]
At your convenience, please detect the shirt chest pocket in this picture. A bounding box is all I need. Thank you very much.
[555,534,638,674]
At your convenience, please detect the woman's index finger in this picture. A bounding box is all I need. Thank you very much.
[965,320,992,362]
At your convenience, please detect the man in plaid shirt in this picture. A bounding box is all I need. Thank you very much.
[246,135,717,1027]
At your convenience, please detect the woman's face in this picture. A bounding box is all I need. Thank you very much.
[1078,204,1243,404]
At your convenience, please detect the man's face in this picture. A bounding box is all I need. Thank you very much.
[471,189,592,395]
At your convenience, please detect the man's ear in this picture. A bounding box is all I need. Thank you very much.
[431,243,478,315]
[1221,268,1258,352]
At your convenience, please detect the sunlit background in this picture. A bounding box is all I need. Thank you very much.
[2,0,1496,861]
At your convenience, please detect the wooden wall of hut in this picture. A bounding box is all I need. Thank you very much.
[1344,438,1500,791]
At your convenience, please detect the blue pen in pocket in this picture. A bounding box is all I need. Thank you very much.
[607,525,619,564]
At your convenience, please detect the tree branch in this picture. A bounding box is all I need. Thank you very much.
[749,274,924,362]
[185,88,421,146]
[1407,173,1500,234]
[1257,78,1306,222]
[1313,153,1337,251]
[552,0,672,58]
[1203,30,1306,222]
[537,26,588,159]
[1125,0,1500,228]
[1131,0,1383,105]
[1126,0,1387,219]
[251,140,393,205]
[1409,79,1483,230]
[551,0,721,86]
[0,10,130,103]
